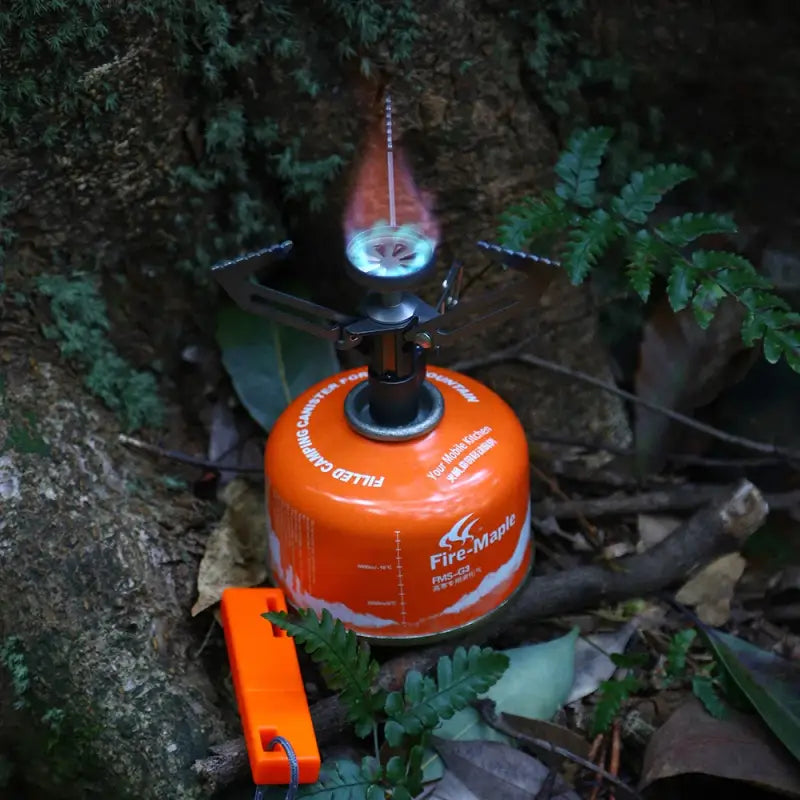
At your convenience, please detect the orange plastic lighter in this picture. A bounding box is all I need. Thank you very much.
[220,587,321,786]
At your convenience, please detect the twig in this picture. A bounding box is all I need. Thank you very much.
[447,348,800,463]
[481,708,640,800]
[539,485,800,519]
[530,461,601,548]
[529,433,787,468]
[118,434,263,474]
[193,481,768,791]
[587,737,607,800]
[609,722,621,800]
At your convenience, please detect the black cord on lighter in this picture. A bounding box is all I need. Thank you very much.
[254,736,300,800]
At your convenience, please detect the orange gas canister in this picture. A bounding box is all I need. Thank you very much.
[265,366,532,643]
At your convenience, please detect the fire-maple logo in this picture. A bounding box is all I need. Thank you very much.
[438,514,479,549]
[431,513,517,571]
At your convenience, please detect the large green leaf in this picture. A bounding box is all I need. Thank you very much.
[216,304,339,431]
[704,628,800,760]
[432,628,578,743]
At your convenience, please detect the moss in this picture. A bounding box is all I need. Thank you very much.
[36,273,164,432]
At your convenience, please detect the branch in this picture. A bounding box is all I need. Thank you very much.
[538,485,800,519]
[446,349,800,463]
[194,481,767,790]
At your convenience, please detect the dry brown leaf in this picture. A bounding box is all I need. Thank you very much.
[425,771,481,800]
[191,478,268,616]
[641,697,800,795]
[498,714,591,763]
[433,738,581,800]
[675,552,747,625]
[636,513,682,553]
[635,297,756,471]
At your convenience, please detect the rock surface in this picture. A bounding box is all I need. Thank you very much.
[0,344,231,799]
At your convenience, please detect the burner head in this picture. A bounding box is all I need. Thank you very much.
[345,224,436,291]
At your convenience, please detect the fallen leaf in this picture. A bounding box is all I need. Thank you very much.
[426,771,481,800]
[636,513,681,553]
[207,398,263,486]
[641,697,800,795]
[434,628,579,742]
[705,627,800,761]
[434,739,581,800]
[675,553,747,625]
[635,297,755,471]
[567,621,639,703]
[216,304,339,432]
[498,714,591,762]
[191,479,268,615]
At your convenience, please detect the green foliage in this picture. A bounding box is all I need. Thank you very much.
[0,636,30,710]
[266,609,508,799]
[591,674,641,736]
[591,627,757,734]
[555,127,614,207]
[324,0,420,77]
[500,126,800,372]
[384,647,509,742]
[37,273,164,431]
[665,628,697,681]
[2,0,419,282]
[264,609,382,738]
[510,0,631,122]
[691,674,728,720]
[611,164,695,224]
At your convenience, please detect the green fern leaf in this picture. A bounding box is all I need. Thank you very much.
[498,191,570,250]
[655,212,737,247]
[763,327,800,368]
[289,759,371,799]
[626,229,668,301]
[690,249,756,276]
[384,646,508,739]
[666,628,696,680]
[591,674,641,736]
[691,278,727,328]
[692,676,728,720]
[554,126,613,208]
[612,163,695,224]
[264,609,382,738]
[561,208,621,284]
[666,258,699,311]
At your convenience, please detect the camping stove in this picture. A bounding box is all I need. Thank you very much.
[213,96,556,643]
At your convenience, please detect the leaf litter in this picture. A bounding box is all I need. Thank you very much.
[191,478,268,616]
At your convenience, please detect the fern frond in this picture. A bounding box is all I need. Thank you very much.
[561,208,621,284]
[625,229,668,301]
[665,628,696,680]
[691,278,727,328]
[655,212,737,247]
[612,163,695,223]
[554,126,613,208]
[264,609,382,738]
[692,675,728,720]
[384,646,508,740]
[666,257,699,311]
[591,674,641,736]
[498,190,570,250]
[763,327,800,369]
